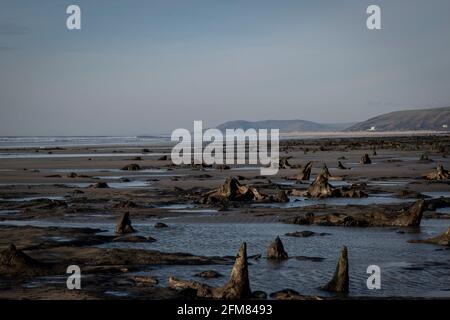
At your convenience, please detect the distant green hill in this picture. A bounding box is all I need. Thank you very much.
[216,120,353,132]
[215,107,450,133]
[347,107,450,131]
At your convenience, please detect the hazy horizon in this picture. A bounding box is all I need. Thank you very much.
[1,0,450,136]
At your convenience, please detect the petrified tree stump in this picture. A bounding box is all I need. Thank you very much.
[0,244,48,276]
[337,161,348,170]
[121,163,141,171]
[294,161,313,181]
[274,190,289,203]
[267,236,288,260]
[304,173,334,198]
[320,164,331,179]
[419,153,431,162]
[426,165,450,180]
[360,154,372,164]
[168,242,252,299]
[115,212,136,234]
[201,177,266,203]
[279,156,292,169]
[304,173,367,199]
[409,227,450,246]
[321,246,349,293]
[285,200,425,227]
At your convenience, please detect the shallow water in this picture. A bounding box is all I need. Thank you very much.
[0,181,152,189]
[0,153,164,159]
[423,192,450,198]
[0,209,20,215]
[1,218,449,298]
[0,136,170,148]
[104,291,130,297]
[157,203,196,210]
[252,194,413,208]
[40,168,168,174]
[276,180,350,187]
[366,180,410,186]
[0,196,65,202]
[437,207,450,214]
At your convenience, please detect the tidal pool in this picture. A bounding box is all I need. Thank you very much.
[1,218,449,298]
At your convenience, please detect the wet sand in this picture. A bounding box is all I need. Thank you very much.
[0,134,449,299]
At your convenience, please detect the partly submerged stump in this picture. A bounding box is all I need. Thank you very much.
[409,227,450,246]
[321,246,349,293]
[419,153,432,162]
[294,161,313,181]
[337,161,348,170]
[121,163,141,171]
[168,242,252,299]
[267,236,289,260]
[426,165,450,180]
[392,200,425,227]
[89,181,109,188]
[115,212,136,234]
[218,242,252,299]
[360,154,372,165]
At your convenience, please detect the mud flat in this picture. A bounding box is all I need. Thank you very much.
[1,134,450,299]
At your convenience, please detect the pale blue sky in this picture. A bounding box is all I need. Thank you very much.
[1,0,450,135]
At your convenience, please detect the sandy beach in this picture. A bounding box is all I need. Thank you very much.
[0,134,449,299]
